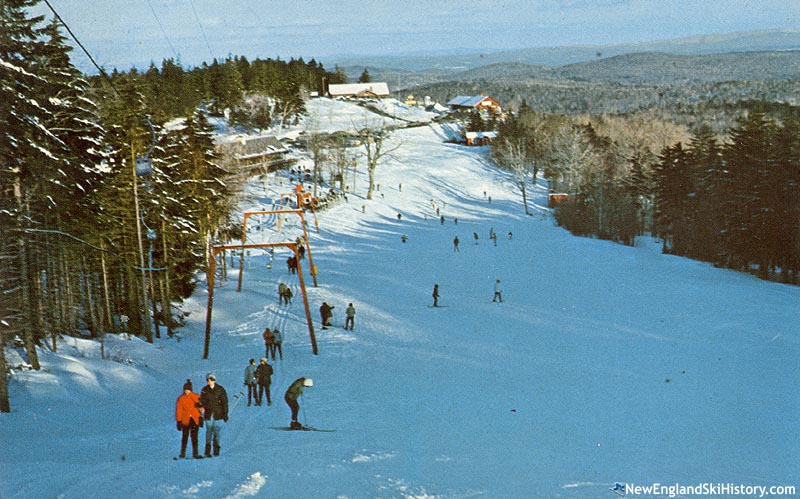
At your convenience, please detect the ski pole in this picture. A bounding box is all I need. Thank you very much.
[230,391,246,412]
[300,392,309,425]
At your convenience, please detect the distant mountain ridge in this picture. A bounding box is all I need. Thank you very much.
[433,50,800,85]
[333,29,800,78]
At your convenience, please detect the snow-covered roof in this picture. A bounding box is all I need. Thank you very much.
[217,135,287,158]
[328,82,390,98]
[447,95,486,107]
[447,95,501,109]
[465,131,498,139]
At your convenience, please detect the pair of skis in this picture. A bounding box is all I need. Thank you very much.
[271,425,335,432]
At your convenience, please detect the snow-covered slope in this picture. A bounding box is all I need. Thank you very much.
[2,104,798,499]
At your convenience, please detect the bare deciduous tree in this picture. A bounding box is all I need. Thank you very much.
[493,136,534,215]
[356,117,402,200]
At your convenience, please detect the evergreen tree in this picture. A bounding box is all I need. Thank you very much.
[722,112,778,273]
[0,0,54,376]
[687,126,724,263]
[653,143,692,254]
[773,113,800,281]
[467,111,484,132]
[358,68,371,83]
[27,18,109,345]
[95,77,157,341]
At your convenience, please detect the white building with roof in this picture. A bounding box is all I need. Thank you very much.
[327,83,390,99]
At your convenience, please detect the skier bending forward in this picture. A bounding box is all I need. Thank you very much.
[285,377,313,429]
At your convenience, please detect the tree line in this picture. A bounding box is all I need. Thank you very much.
[0,1,346,412]
[493,103,800,284]
[107,53,345,131]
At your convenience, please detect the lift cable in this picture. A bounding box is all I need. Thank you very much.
[145,0,179,60]
[186,0,214,61]
[41,0,121,97]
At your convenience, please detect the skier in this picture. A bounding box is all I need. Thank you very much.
[320,302,334,329]
[453,236,459,251]
[175,379,203,459]
[262,327,275,358]
[285,377,314,429]
[244,358,257,406]
[493,279,503,303]
[345,303,356,331]
[255,358,274,406]
[432,284,440,307]
[278,282,287,304]
[473,232,479,244]
[283,286,293,305]
[272,328,283,360]
[199,373,228,457]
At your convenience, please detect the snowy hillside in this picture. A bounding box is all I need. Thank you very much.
[2,101,798,499]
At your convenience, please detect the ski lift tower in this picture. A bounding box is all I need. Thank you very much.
[205,241,319,357]
[132,116,159,341]
[237,208,319,291]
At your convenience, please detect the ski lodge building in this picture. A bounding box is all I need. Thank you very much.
[327,82,390,99]
[447,95,503,117]
[216,135,292,172]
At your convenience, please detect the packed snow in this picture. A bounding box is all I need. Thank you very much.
[2,100,798,499]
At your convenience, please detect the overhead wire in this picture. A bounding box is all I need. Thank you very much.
[41,0,121,97]
[186,0,215,61]
[144,0,179,61]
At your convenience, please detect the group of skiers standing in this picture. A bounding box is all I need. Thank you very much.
[278,282,293,305]
[174,373,228,459]
[175,365,314,458]
[262,327,283,361]
[244,357,275,407]
[319,302,356,330]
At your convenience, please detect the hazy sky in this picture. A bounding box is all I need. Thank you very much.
[33,0,800,71]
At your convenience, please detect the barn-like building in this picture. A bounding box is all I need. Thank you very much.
[446,95,503,116]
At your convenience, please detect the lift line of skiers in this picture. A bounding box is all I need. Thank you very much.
[176,220,508,458]
[175,369,314,459]
[174,300,355,458]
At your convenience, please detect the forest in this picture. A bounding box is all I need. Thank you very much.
[2,0,798,416]
[0,1,345,411]
[490,103,800,285]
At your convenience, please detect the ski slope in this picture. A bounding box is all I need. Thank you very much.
[2,103,798,499]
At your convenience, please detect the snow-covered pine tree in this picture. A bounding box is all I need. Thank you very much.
[29,18,109,349]
[722,113,780,276]
[0,0,54,376]
[93,79,156,341]
[687,126,725,264]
